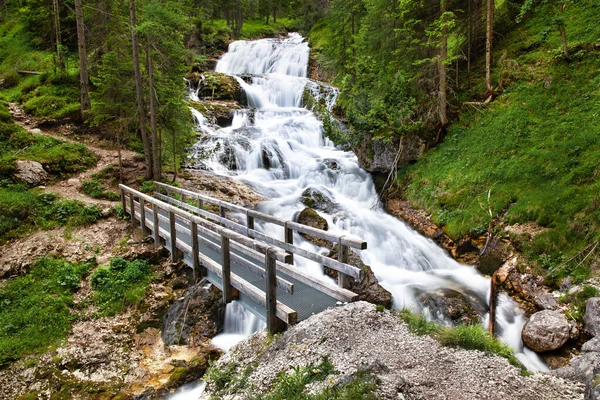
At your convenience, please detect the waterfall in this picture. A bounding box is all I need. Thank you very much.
[211,301,265,352]
[190,34,546,372]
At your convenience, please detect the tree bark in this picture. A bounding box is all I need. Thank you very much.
[129,0,153,180]
[52,0,64,71]
[146,38,161,180]
[473,0,483,54]
[485,0,494,96]
[439,0,448,127]
[560,26,568,58]
[74,0,91,118]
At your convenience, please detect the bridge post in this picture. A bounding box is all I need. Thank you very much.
[246,211,254,230]
[197,197,204,211]
[139,200,148,238]
[284,222,294,265]
[221,236,232,303]
[219,205,226,218]
[337,239,349,289]
[120,188,126,214]
[266,248,285,335]
[191,221,204,282]
[168,211,180,262]
[152,204,161,248]
[129,194,136,228]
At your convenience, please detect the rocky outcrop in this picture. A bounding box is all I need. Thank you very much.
[162,280,223,347]
[585,298,600,337]
[355,132,425,174]
[201,302,584,400]
[522,310,571,352]
[189,100,241,127]
[418,288,484,325]
[300,187,338,213]
[185,71,244,103]
[13,159,48,186]
[495,257,559,313]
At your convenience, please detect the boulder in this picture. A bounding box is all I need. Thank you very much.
[296,208,328,234]
[300,187,337,213]
[355,132,425,174]
[325,249,392,309]
[185,71,244,102]
[417,288,484,325]
[585,298,600,337]
[12,160,47,186]
[522,310,570,352]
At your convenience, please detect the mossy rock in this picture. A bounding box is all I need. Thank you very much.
[164,347,222,390]
[185,71,243,102]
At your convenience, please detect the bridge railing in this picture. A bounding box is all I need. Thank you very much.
[120,184,296,334]
[153,181,366,288]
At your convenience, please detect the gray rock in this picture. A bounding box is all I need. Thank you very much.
[586,298,600,337]
[522,310,570,352]
[534,292,559,310]
[356,133,425,174]
[583,338,600,352]
[12,160,47,186]
[418,288,484,326]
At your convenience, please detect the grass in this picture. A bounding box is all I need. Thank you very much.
[560,285,600,322]
[399,309,526,373]
[0,184,103,244]
[239,18,299,40]
[90,257,153,316]
[81,179,119,201]
[206,357,378,400]
[0,257,94,366]
[395,0,600,285]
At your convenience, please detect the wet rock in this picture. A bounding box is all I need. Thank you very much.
[189,100,241,127]
[162,347,222,390]
[162,280,223,346]
[300,187,337,213]
[355,132,425,174]
[325,249,392,308]
[295,208,329,248]
[478,238,512,276]
[13,159,47,186]
[185,71,243,102]
[522,310,570,352]
[585,298,600,337]
[417,288,484,325]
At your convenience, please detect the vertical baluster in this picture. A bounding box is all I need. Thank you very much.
[129,194,135,227]
[169,211,179,262]
[221,235,232,303]
[140,199,147,237]
[152,203,161,248]
[284,222,294,265]
[266,248,284,335]
[337,238,349,288]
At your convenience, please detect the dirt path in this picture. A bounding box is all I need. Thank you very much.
[9,103,143,208]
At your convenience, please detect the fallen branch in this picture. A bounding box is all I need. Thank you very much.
[17,70,42,75]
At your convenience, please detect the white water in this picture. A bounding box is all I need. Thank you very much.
[211,301,265,352]
[189,34,546,372]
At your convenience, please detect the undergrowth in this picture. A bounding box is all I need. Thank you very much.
[0,184,103,244]
[399,309,526,374]
[90,257,153,316]
[396,0,600,285]
[0,257,94,366]
[81,179,119,201]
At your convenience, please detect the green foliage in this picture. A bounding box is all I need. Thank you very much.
[560,285,600,322]
[90,257,153,316]
[0,185,103,243]
[139,180,156,193]
[0,257,93,366]
[240,18,297,39]
[81,179,119,201]
[399,308,441,336]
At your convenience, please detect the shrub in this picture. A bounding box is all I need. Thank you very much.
[0,257,93,366]
[81,179,119,201]
[90,258,153,316]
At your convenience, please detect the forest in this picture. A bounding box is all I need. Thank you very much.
[0,0,600,398]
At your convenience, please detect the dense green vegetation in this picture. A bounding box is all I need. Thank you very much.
[399,309,525,372]
[0,257,94,366]
[90,257,153,316]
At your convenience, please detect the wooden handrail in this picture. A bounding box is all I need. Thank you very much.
[154,181,367,250]
[154,192,363,280]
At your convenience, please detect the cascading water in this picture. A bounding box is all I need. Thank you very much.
[189,33,547,372]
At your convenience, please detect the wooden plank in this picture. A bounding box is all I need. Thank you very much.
[338,243,349,289]
[154,182,367,249]
[140,200,148,238]
[191,221,201,282]
[150,192,291,263]
[266,248,286,334]
[157,211,294,294]
[169,211,179,262]
[221,235,232,303]
[152,204,161,248]
[155,193,361,279]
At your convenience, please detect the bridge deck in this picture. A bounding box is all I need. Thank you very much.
[131,203,342,322]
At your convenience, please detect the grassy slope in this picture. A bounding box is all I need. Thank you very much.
[397,1,600,283]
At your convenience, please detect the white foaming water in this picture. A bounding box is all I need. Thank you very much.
[189,34,547,372]
[211,301,265,353]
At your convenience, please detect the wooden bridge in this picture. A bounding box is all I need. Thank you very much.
[119,182,367,334]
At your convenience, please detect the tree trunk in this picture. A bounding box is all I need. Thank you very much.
[129,0,153,180]
[560,26,568,58]
[474,0,483,55]
[74,0,90,118]
[172,129,178,182]
[273,7,277,24]
[467,0,472,76]
[146,38,161,180]
[52,0,64,71]
[485,0,494,96]
[439,0,448,127]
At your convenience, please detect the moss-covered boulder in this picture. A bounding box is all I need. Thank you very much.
[185,71,244,103]
[188,100,241,127]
